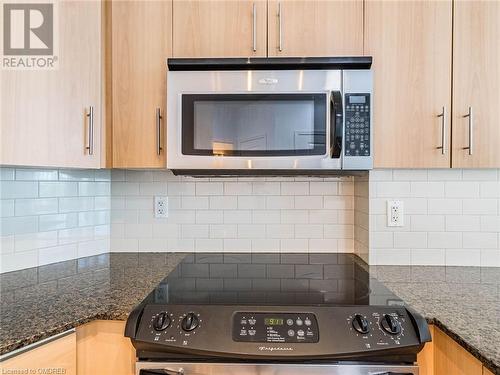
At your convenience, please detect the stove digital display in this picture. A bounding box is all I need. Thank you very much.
[264,318,284,326]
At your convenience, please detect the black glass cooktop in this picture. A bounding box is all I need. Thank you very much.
[140,253,404,308]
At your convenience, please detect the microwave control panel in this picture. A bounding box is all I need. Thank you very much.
[345,93,371,157]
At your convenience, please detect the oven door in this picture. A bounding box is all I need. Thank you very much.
[137,362,419,375]
[167,70,343,171]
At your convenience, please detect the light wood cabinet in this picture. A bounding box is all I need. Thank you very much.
[76,320,135,375]
[267,0,363,57]
[417,325,496,375]
[365,0,453,168]
[173,0,267,58]
[0,1,102,169]
[0,333,76,375]
[452,0,500,168]
[433,326,482,375]
[110,0,171,168]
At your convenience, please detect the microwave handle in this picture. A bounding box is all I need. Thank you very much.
[330,91,343,158]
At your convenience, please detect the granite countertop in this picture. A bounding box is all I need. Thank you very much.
[369,264,500,374]
[0,253,498,374]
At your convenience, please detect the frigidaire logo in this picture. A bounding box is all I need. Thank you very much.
[2,2,58,69]
[258,346,294,352]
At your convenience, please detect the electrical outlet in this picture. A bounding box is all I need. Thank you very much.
[387,200,404,227]
[154,196,168,218]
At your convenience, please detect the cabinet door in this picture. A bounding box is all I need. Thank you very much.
[0,333,76,375]
[267,0,363,57]
[0,1,102,169]
[452,0,500,168]
[76,321,135,375]
[173,0,267,58]
[111,0,171,168]
[365,0,452,168]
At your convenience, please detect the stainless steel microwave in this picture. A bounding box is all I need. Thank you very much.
[167,57,373,175]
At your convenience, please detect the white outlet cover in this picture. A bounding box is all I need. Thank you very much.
[154,196,168,218]
[387,200,404,227]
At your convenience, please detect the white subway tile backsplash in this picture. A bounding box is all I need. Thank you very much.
[445,182,480,198]
[252,182,280,195]
[266,196,294,209]
[16,169,58,181]
[462,232,498,249]
[428,199,462,215]
[209,196,238,209]
[223,210,252,224]
[224,182,252,195]
[445,216,481,232]
[223,239,251,252]
[295,224,323,239]
[58,170,95,181]
[59,197,94,212]
[196,182,224,196]
[196,210,223,224]
[376,182,411,197]
[370,168,500,266]
[39,213,78,231]
[0,167,111,272]
[79,182,110,196]
[410,182,445,198]
[238,196,266,210]
[445,249,481,267]
[15,198,58,216]
[462,199,498,215]
[428,232,462,248]
[410,215,445,232]
[266,224,294,239]
[181,196,209,210]
[0,168,15,180]
[210,224,237,239]
[462,169,498,181]
[1,200,14,217]
[281,210,309,224]
[252,210,280,224]
[1,216,38,236]
[15,231,58,252]
[281,182,309,195]
[39,182,78,197]
[295,196,323,209]
[1,181,38,199]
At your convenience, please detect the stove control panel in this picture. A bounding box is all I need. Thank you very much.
[130,304,429,359]
[232,312,319,343]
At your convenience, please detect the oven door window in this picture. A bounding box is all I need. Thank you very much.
[181,93,327,156]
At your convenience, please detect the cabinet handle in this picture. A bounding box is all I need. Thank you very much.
[462,106,473,155]
[436,106,446,155]
[156,108,163,155]
[86,106,94,156]
[252,3,257,52]
[278,2,283,52]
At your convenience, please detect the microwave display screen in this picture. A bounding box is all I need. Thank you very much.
[349,96,366,104]
[181,93,327,157]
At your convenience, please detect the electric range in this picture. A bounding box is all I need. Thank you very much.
[125,253,431,375]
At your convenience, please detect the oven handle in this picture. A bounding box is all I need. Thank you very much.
[330,91,343,159]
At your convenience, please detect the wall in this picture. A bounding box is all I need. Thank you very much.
[110,170,354,254]
[0,167,111,273]
[369,169,500,267]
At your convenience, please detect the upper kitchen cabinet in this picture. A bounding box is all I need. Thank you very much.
[110,0,172,168]
[1,1,102,168]
[452,0,500,168]
[173,0,267,58]
[365,0,453,168]
[267,0,363,57]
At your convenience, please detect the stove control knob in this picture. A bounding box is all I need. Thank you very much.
[381,314,401,335]
[153,312,171,331]
[182,312,199,332]
[352,314,370,334]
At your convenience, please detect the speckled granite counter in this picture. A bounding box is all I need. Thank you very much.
[0,253,185,356]
[369,264,499,374]
[1,253,498,374]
